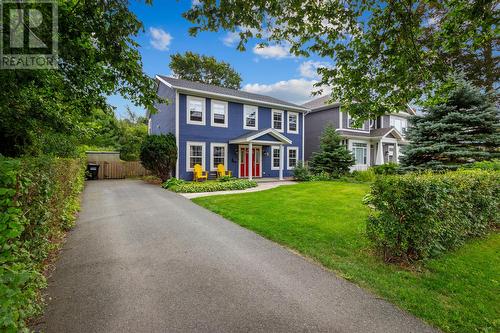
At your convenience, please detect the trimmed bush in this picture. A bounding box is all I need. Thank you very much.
[165,179,257,193]
[365,170,499,262]
[293,161,311,181]
[140,134,177,181]
[0,156,85,331]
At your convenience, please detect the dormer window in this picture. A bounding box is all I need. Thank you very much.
[244,105,258,130]
[187,96,206,125]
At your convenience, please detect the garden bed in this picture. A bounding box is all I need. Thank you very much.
[163,178,258,193]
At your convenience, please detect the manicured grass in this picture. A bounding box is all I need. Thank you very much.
[193,181,500,333]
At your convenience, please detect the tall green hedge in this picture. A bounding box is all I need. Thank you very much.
[0,156,85,331]
[365,170,499,262]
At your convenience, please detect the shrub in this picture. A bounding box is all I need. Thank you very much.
[371,162,401,175]
[351,169,376,182]
[0,156,85,331]
[309,171,332,181]
[163,177,186,189]
[365,170,499,262]
[140,134,177,181]
[165,179,257,193]
[293,161,311,181]
[465,159,500,171]
[217,175,234,182]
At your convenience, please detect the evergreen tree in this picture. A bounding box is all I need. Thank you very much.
[401,80,499,170]
[309,124,354,176]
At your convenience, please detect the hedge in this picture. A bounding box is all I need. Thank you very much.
[365,170,499,262]
[164,179,258,193]
[0,156,85,331]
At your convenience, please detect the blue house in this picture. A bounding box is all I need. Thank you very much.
[148,76,309,180]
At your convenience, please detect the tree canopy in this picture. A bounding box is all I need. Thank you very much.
[0,0,159,157]
[169,51,242,89]
[184,0,498,119]
[401,79,499,170]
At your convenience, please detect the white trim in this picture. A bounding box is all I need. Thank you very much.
[186,141,206,172]
[339,105,343,129]
[301,113,304,163]
[186,96,206,126]
[243,105,259,130]
[229,128,292,145]
[210,99,228,128]
[210,143,228,171]
[287,146,299,169]
[237,145,262,178]
[349,140,369,166]
[271,109,284,132]
[175,91,180,178]
[271,145,281,170]
[156,75,309,113]
[287,112,299,134]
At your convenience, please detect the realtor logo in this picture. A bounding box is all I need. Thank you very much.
[1,0,58,69]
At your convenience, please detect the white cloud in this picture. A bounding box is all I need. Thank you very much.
[222,31,240,47]
[243,79,330,104]
[149,27,172,51]
[252,44,291,59]
[299,60,331,79]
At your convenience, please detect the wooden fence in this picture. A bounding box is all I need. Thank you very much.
[91,161,150,180]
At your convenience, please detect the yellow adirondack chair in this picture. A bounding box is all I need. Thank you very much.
[217,164,232,178]
[193,164,208,182]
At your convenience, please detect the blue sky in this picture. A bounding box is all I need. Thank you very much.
[109,0,329,118]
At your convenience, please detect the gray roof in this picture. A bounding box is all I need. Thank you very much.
[157,76,308,111]
[369,128,392,137]
[301,95,340,111]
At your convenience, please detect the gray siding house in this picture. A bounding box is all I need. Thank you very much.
[303,96,415,170]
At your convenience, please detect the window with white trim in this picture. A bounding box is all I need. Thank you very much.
[210,143,227,171]
[186,142,205,171]
[287,146,298,169]
[352,142,367,165]
[243,105,258,130]
[211,100,228,127]
[287,112,298,133]
[390,116,408,134]
[272,110,284,132]
[187,96,206,125]
[271,146,281,170]
[347,113,362,129]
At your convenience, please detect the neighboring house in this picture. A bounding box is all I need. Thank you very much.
[303,96,416,170]
[149,76,308,180]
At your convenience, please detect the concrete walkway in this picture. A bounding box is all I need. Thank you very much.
[34,180,438,333]
[181,180,296,199]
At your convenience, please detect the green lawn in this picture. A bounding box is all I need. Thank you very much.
[193,181,500,333]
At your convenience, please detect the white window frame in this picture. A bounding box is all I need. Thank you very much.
[287,112,299,134]
[351,142,368,165]
[287,146,298,170]
[210,143,228,171]
[186,141,206,171]
[390,116,408,134]
[186,96,206,125]
[271,109,284,132]
[271,145,281,170]
[211,100,228,128]
[347,113,363,129]
[243,105,258,130]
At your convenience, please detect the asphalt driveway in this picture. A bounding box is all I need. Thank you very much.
[34,179,437,333]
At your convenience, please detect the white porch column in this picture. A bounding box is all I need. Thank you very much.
[248,142,253,180]
[376,141,384,165]
[394,141,399,164]
[279,145,284,180]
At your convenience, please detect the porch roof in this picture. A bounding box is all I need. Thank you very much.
[229,128,292,145]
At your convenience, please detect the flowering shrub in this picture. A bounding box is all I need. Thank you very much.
[165,179,257,193]
[365,170,499,262]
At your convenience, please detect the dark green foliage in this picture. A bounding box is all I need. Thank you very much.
[184,1,497,119]
[402,80,499,170]
[117,109,148,161]
[371,163,401,175]
[217,175,234,182]
[140,135,177,181]
[165,179,257,193]
[309,125,354,177]
[0,1,159,157]
[293,161,311,181]
[365,170,499,262]
[351,169,376,182]
[169,51,242,89]
[466,159,500,171]
[162,177,186,189]
[0,156,85,331]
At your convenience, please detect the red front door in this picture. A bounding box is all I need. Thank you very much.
[239,147,261,177]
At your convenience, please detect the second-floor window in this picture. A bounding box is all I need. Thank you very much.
[272,110,284,132]
[244,105,258,130]
[347,113,363,129]
[187,96,206,125]
[211,100,228,127]
[287,112,298,134]
[390,117,408,134]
